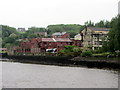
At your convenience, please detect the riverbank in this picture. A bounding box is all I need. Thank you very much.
[3,55,120,70]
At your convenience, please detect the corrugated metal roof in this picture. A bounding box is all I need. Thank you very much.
[88,27,110,31]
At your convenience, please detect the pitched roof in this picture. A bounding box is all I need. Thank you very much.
[54,38,72,42]
[88,27,110,31]
[52,32,67,36]
[42,38,54,42]
[41,38,72,42]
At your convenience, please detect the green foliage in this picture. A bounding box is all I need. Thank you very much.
[1,25,18,38]
[95,20,111,28]
[84,20,111,28]
[24,27,47,39]
[94,16,120,54]
[27,34,38,39]
[59,46,82,57]
[93,52,115,57]
[47,24,83,38]
[27,27,46,33]
[85,20,94,27]
[4,43,15,48]
[107,15,120,52]
[1,25,20,47]
[81,50,93,57]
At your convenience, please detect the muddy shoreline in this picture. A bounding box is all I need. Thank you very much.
[2,55,120,70]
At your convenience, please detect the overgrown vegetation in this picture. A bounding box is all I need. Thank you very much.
[81,50,93,57]
[58,46,82,57]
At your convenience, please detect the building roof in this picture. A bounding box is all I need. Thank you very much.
[52,32,67,36]
[88,27,110,31]
[41,38,72,42]
[54,38,72,42]
[42,38,54,42]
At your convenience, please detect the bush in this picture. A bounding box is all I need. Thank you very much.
[81,50,93,57]
[58,46,82,57]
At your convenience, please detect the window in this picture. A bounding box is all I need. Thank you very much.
[88,41,91,45]
[44,42,47,46]
[44,42,47,44]
[70,42,73,45]
[49,43,51,45]
[99,41,102,45]
[94,41,97,45]
[61,42,63,46]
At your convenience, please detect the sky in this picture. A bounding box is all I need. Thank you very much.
[0,0,119,29]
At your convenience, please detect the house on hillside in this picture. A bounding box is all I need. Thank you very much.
[52,32,70,38]
[81,27,110,50]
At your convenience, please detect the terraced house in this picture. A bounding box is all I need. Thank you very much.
[81,27,110,50]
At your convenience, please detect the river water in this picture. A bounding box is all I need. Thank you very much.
[0,60,118,88]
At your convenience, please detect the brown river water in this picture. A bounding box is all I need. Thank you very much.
[0,59,118,88]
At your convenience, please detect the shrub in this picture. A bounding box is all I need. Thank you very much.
[81,50,93,57]
[58,46,82,57]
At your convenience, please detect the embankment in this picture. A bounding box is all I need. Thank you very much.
[4,55,120,69]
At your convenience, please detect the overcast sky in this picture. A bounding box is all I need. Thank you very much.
[0,0,119,29]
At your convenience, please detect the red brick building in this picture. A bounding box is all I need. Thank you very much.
[14,38,82,54]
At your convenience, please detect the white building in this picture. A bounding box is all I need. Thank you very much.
[74,34,82,40]
[81,27,110,50]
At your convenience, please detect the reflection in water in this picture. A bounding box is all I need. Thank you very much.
[1,61,118,88]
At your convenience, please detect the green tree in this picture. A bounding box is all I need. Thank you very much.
[95,20,111,28]
[84,20,94,27]
[107,15,120,52]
